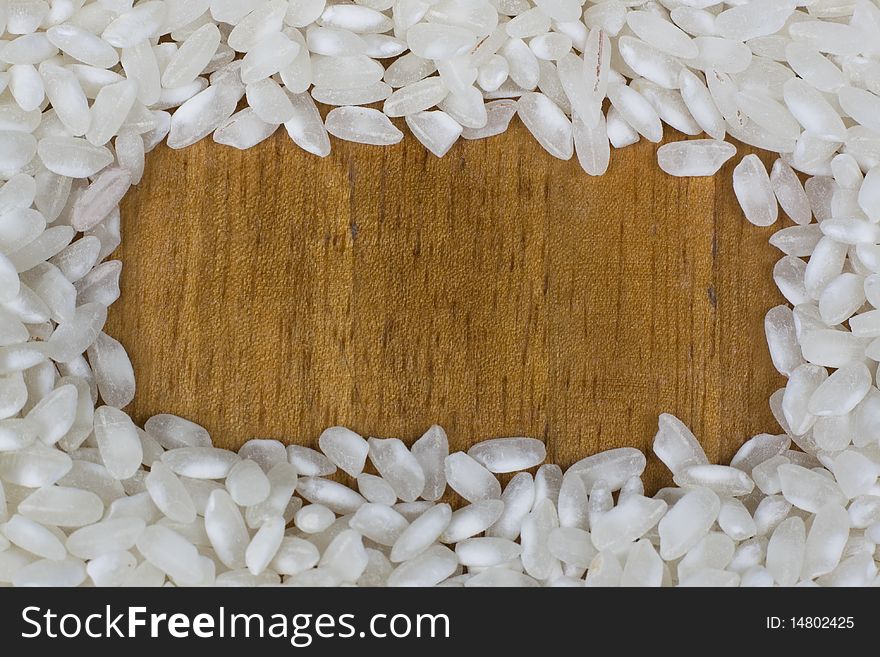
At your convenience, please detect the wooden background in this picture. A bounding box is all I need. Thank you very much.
[112,121,784,490]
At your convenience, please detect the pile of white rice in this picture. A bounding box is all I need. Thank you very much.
[1,0,879,587]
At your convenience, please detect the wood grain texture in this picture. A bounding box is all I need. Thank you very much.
[112,121,784,490]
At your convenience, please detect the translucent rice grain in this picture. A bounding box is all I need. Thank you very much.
[802,503,850,579]
[770,159,811,225]
[86,332,135,408]
[556,470,589,530]
[296,477,365,515]
[766,516,805,586]
[520,498,559,580]
[405,111,461,158]
[287,444,336,477]
[831,450,878,499]
[246,79,294,125]
[241,32,300,85]
[783,78,846,142]
[311,82,392,107]
[807,362,871,416]
[572,112,610,176]
[101,2,167,49]
[838,86,880,135]
[325,106,403,146]
[733,154,778,227]
[658,487,720,561]
[547,526,597,569]
[590,494,667,551]
[626,10,698,59]
[584,551,622,587]
[86,550,139,586]
[568,447,646,491]
[438,85,487,129]
[444,452,502,502]
[778,464,847,512]
[17,486,103,528]
[657,139,737,177]
[455,537,521,568]
[715,1,794,42]
[162,24,222,89]
[321,4,393,34]
[390,503,452,563]
[350,503,408,546]
[71,167,131,232]
[204,490,248,569]
[618,37,684,91]
[800,330,866,368]
[607,83,662,143]
[652,413,709,475]
[295,503,336,534]
[66,517,145,561]
[144,414,211,450]
[488,472,534,540]
[12,558,86,588]
[860,166,880,223]
[0,374,28,420]
[678,69,726,141]
[26,384,77,445]
[161,447,239,480]
[764,306,804,376]
[271,537,320,576]
[36,136,112,178]
[718,498,757,541]
[691,37,752,75]
[86,80,138,147]
[467,437,546,474]
[501,38,539,90]
[0,444,72,487]
[167,83,241,150]
[516,92,573,160]
[367,437,425,502]
[679,568,739,587]
[784,42,844,93]
[0,254,22,304]
[506,8,550,39]
[39,63,90,137]
[407,23,476,60]
[674,464,755,497]
[226,459,270,507]
[3,513,67,559]
[145,461,196,524]
[283,92,331,157]
[383,77,448,117]
[238,438,287,473]
[50,236,102,283]
[387,544,457,587]
[411,425,448,501]
[460,99,516,140]
[9,64,45,112]
[356,472,396,505]
[136,524,203,586]
[620,539,664,587]
[440,499,504,544]
[318,426,368,477]
[246,516,285,576]
[93,406,142,480]
[214,107,278,145]
[46,24,119,69]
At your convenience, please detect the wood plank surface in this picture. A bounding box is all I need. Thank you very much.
[111,121,784,491]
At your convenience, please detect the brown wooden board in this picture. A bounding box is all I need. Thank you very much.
[111,121,784,491]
